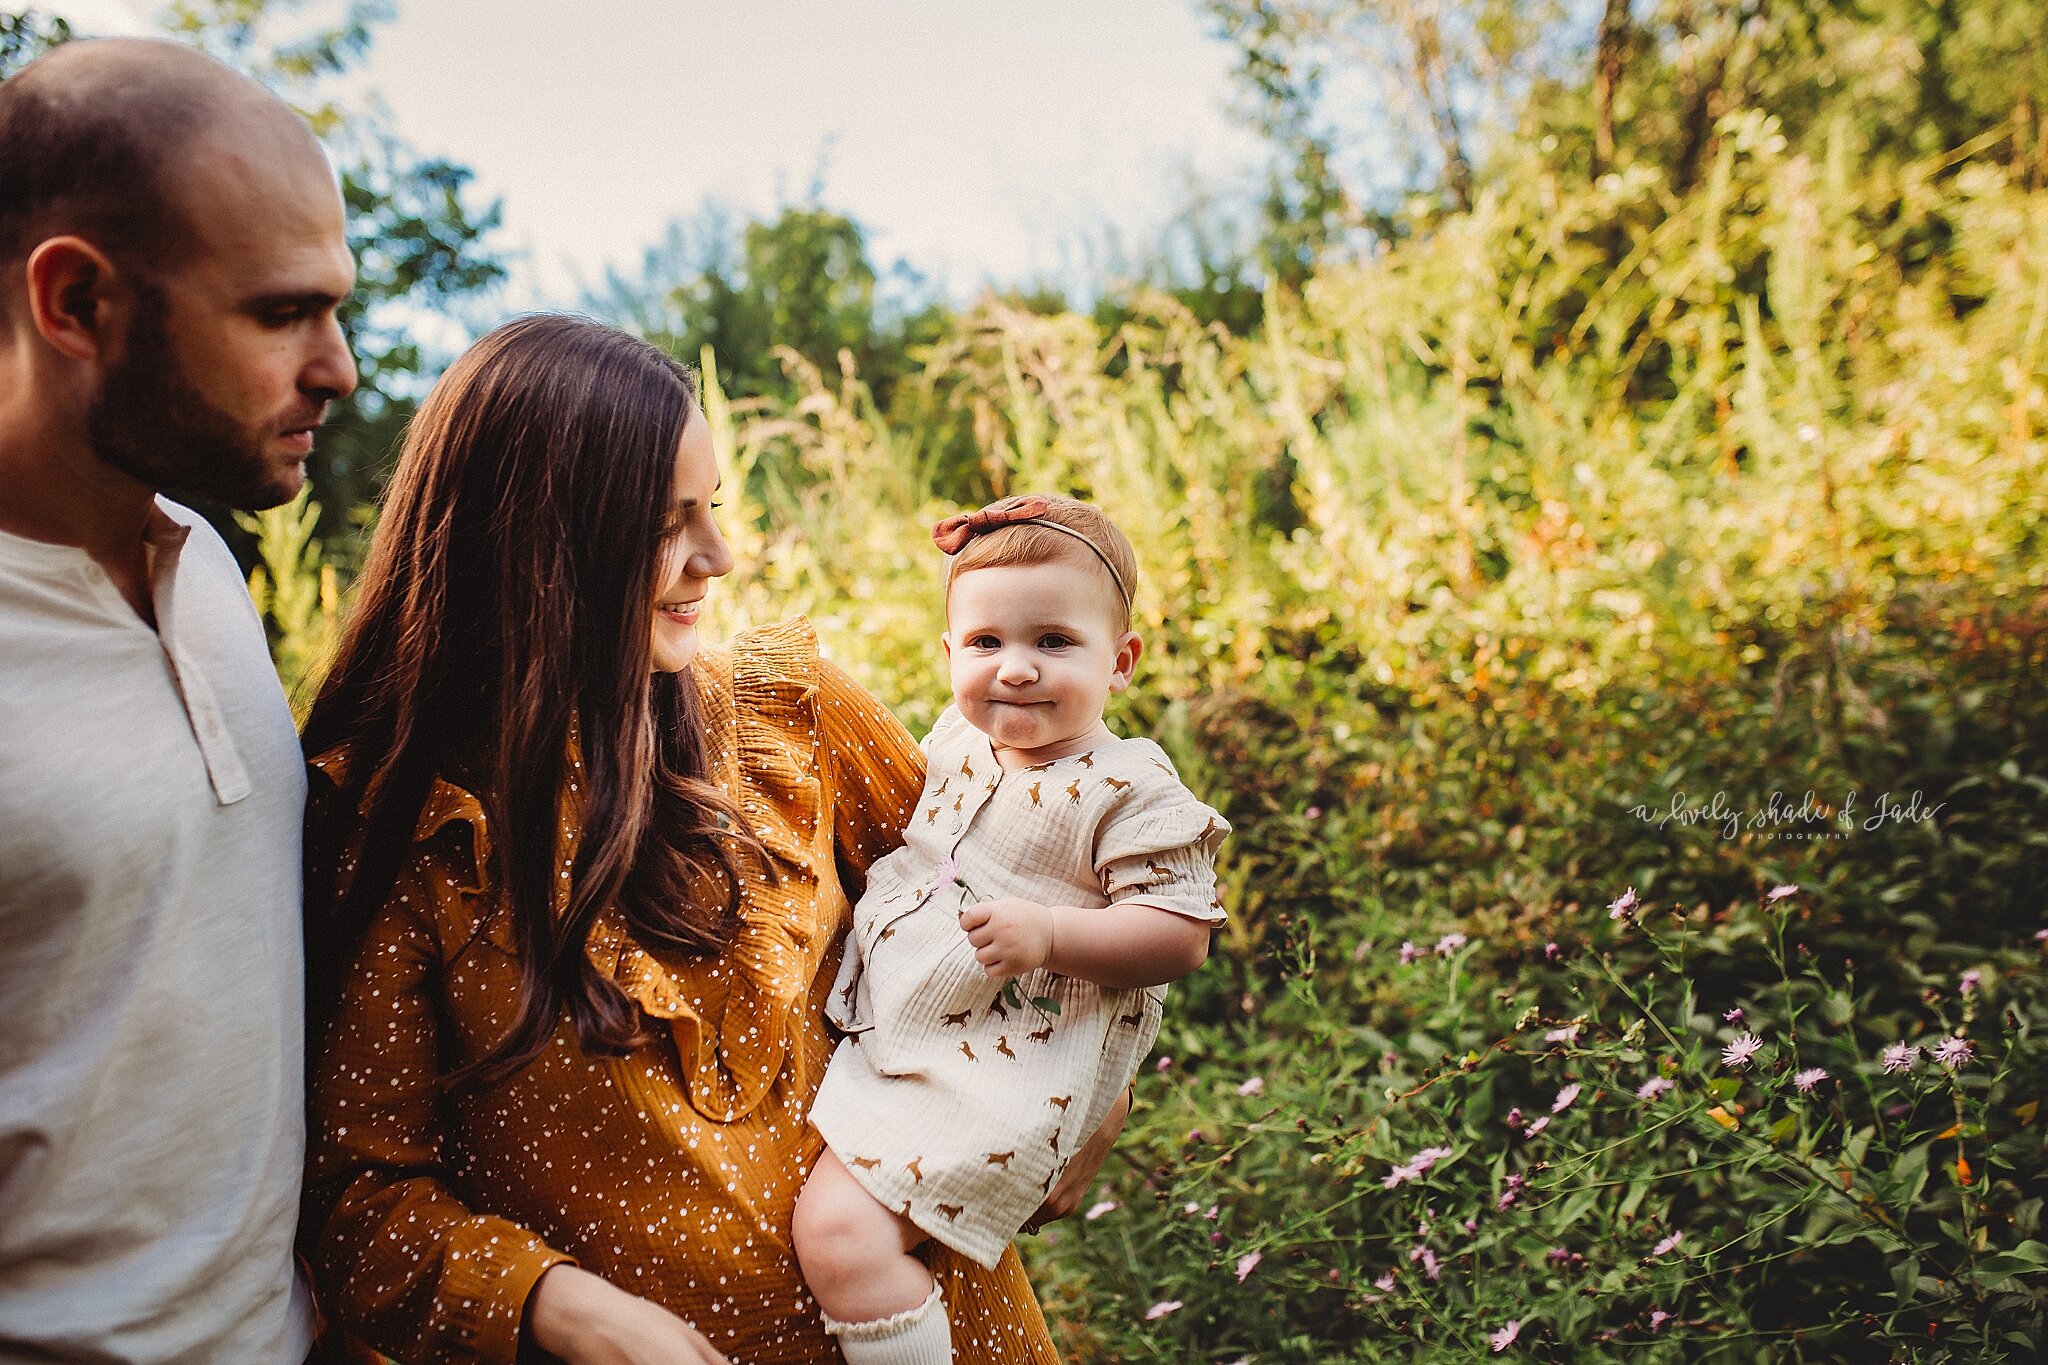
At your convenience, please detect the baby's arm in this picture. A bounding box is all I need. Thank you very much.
[958,899,1209,988]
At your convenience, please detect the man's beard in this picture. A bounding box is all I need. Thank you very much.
[85,287,308,512]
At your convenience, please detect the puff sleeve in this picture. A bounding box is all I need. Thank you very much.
[1093,754,1230,924]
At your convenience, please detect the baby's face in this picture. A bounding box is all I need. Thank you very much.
[944,558,1139,766]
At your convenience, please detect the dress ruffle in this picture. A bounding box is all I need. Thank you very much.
[585,618,832,1124]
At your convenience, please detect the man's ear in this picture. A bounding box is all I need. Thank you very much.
[24,236,126,363]
[1108,630,1143,693]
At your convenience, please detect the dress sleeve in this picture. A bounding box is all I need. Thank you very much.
[301,849,572,1364]
[817,656,927,892]
[1094,766,1231,925]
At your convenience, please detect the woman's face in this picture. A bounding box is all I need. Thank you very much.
[648,404,732,673]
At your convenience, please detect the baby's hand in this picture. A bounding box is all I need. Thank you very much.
[958,898,1055,983]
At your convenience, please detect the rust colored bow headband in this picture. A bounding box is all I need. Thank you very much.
[931,495,1132,606]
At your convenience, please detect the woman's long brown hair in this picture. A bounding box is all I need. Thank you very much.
[302,314,757,1089]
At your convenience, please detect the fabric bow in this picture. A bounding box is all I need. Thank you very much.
[931,495,1051,555]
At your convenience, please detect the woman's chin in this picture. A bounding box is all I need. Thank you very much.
[649,623,699,673]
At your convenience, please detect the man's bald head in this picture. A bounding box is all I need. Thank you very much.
[0,38,326,290]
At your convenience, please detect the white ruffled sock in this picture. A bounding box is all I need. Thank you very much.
[825,1281,953,1365]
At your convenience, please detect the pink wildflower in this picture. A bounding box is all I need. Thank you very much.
[1398,940,1421,964]
[1435,932,1469,956]
[1524,1115,1551,1137]
[1649,1309,1672,1333]
[1544,941,1561,962]
[1084,1200,1119,1221]
[1652,1231,1683,1256]
[1637,1076,1674,1101]
[1723,1007,1744,1024]
[1237,1076,1265,1098]
[1156,1055,1172,1072]
[1881,1042,1920,1074]
[1374,1271,1397,1291]
[1607,886,1639,919]
[1235,1251,1262,1282]
[1143,1300,1182,1321]
[1552,1083,1582,1113]
[1933,1036,1975,1068]
[1497,1173,1526,1209]
[1306,805,1322,819]
[1408,1244,1442,1280]
[1959,970,1982,997]
[1205,1205,1219,1219]
[933,853,959,889]
[1504,1106,1524,1129]
[1490,1320,1522,1352]
[1545,1024,1582,1045]
[1721,1033,1764,1069]
[1793,1067,1828,1093]
[1766,884,1798,902]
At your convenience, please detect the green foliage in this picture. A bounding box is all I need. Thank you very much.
[237,489,340,718]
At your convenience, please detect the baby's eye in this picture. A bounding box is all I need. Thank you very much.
[968,634,1001,649]
[1039,634,1073,650]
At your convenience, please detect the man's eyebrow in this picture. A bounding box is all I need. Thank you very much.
[242,289,349,311]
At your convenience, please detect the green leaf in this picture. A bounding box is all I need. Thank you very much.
[1030,995,1062,1015]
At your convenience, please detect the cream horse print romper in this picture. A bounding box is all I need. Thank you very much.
[811,705,1228,1267]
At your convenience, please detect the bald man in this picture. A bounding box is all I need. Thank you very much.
[0,39,354,1362]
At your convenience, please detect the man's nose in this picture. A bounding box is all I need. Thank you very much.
[303,313,358,403]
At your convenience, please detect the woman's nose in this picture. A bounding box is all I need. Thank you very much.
[687,527,734,581]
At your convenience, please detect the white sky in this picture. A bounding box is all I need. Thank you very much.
[44,0,1271,306]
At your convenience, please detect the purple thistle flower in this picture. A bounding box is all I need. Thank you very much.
[1235,1251,1262,1282]
[1490,1320,1521,1352]
[1543,941,1561,963]
[1959,970,1982,997]
[1721,1033,1764,1069]
[1552,1083,1582,1113]
[1435,932,1469,956]
[1637,1076,1674,1101]
[1766,883,1798,902]
[1881,1042,1921,1074]
[1545,1024,1582,1045]
[1652,1231,1683,1256]
[1649,1309,1672,1333]
[1607,886,1640,919]
[1933,1036,1974,1068]
[1398,940,1421,965]
[1497,1173,1526,1209]
[1374,1270,1397,1291]
[1723,1007,1744,1024]
[1237,1076,1265,1098]
[1504,1106,1524,1130]
[1408,1244,1442,1280]
[1524,1115,1551,1137]
[1793,1067,1828,1093]
[1143,1300,1182,1321]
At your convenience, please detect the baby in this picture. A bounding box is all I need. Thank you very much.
[794,494,1230,1364]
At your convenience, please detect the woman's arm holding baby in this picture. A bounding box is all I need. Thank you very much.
[958,899,1210,988]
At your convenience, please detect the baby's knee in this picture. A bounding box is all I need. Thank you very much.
[793,1170,882,1281]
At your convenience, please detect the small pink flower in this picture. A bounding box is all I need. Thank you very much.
[1408,1244,1442,1280]
[1649,1309,1672,1333]
[933,853,959,888]
[1504,1106,1524,1129]
[1435,932,1469,956]
[1143,1300,1182,1321]
[1462,1217,1477,1233]
[2035,928,2048,943]
[1933,1035,1974,1068]
[1085,1200,1119,1221]
[1156,1055,1172,1072]
[1793,1067,1828,1093]
[1237,1076,1265,1098]
[1652,1231,1683,1256]
[1543,941,1561,962]
[1552,1083,1582,1113]
[1881,1042,1920,1074]
[1398,940,1421,964]
[1723,1007,1744,1024]
[1524,1115,1550,1137]
[1374,1271,1397,1291]
[1959,970,1982,997]
[1306,805,1322,819]
[1497,1173,1526,1209]
[1490,1319,1522,1352]
[1545,1024,1582,1045]
[1607,887,1639,919]
[1204,1205,1219,1219]
[1235,1251,1262,1282]
[1722,1033,1764,1068]
[1637,1076,1674,1101]
[1766,884,1798,902]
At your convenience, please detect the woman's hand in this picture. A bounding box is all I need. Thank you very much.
[1026,1084,1131,1230]
[524,1265,731,1364]
[958,898,1055,983]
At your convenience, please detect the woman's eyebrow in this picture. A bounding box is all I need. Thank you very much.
[676,479,724,509]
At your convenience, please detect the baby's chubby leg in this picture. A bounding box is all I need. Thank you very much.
[792,1147,937,1325]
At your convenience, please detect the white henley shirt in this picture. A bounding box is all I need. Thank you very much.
[0,497,312,1363]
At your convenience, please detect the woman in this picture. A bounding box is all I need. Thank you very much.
[299,315,1116,1364]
